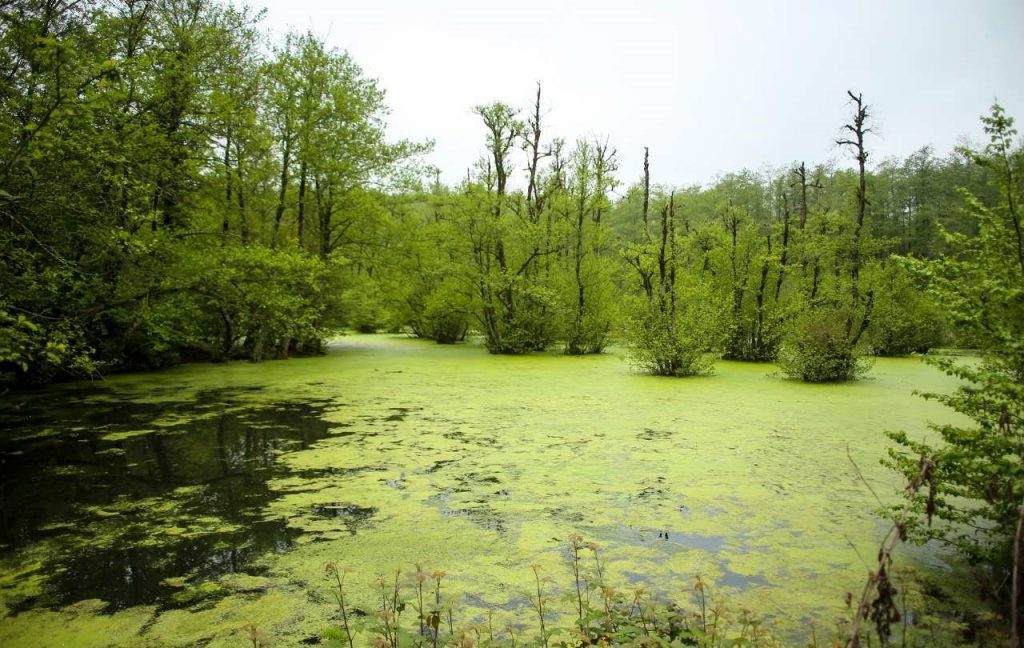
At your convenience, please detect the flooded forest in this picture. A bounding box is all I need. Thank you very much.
[1,1,1022,647]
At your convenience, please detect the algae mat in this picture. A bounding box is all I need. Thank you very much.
[0,335,970,645]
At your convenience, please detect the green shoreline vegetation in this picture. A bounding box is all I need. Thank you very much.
[1,0,1022,646]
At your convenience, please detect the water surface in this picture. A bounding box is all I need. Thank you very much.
[0,335,972,645]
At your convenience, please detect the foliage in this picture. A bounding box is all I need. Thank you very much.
[0,0,1000,410]
[776,304,872,382]
[864,261,947,356]
[885,104,1024,616]
[0,0,424,385]
[560,138,620,355]
[319,541,785,648]
[190,244,340,360]
[628,285,724,377]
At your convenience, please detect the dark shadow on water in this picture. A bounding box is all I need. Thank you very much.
[0,388,337,612]
[716,565,769,589]
[310,503,378,535]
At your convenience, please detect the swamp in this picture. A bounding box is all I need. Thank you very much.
[1,0,1022,646]
[0,336,983,645]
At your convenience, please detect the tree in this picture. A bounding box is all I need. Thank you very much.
[885,103,1024,635]
[561,137,619,355]
[460,100,558,354]
[623,154,725,376]
[0,1,426,384]
[777,91,876,382]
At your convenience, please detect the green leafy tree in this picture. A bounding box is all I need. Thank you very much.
[778,91,877,381]
[885,104,1024,624]
[624,174,726,376]
[560,137,620,355]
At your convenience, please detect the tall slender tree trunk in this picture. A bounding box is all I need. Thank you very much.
[754,235,771,354]
[839,90,869,297]
[572,191,586,348]
[796,161,809,230]
[775,194,792,301]
[235,139,248,245]
[642,147,650,235]
[222,125,232,242]
[668,191,677,325]
[272,132,291,249]
[297,160,307,250]
[640,148,654,301]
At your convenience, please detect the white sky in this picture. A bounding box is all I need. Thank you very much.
[256,0,1024,188]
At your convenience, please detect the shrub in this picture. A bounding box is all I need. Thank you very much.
[627,286,724,377]
[777,307,871,382]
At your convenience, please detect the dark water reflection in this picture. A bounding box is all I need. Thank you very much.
[0,387,334,611]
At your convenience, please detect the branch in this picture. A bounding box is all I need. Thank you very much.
[846,453,936,648]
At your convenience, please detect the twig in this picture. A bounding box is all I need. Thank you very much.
[847,444,887,513]
[846,453,935,648]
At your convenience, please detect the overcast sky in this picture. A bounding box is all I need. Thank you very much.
[256,0,1024,188]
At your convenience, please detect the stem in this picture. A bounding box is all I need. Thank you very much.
[532,565,549,648]
[571,536,584,627]
[380,579,394,648]
[847,454,935,648]
[417,576,425,638]
[333,570,354,648]
[695,574,707,636]
[392,570,402,648]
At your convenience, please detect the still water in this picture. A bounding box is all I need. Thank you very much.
[0,335,972,645]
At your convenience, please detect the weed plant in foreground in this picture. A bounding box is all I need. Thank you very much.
[300,533,983,648]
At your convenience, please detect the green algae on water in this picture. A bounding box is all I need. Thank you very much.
[0,335,981,645]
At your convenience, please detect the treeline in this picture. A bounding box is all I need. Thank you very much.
[0,0,1010,388]
[361,90,1001,381]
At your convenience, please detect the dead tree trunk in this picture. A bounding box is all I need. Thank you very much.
[837,91,876,344]
[837,90,871,298]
